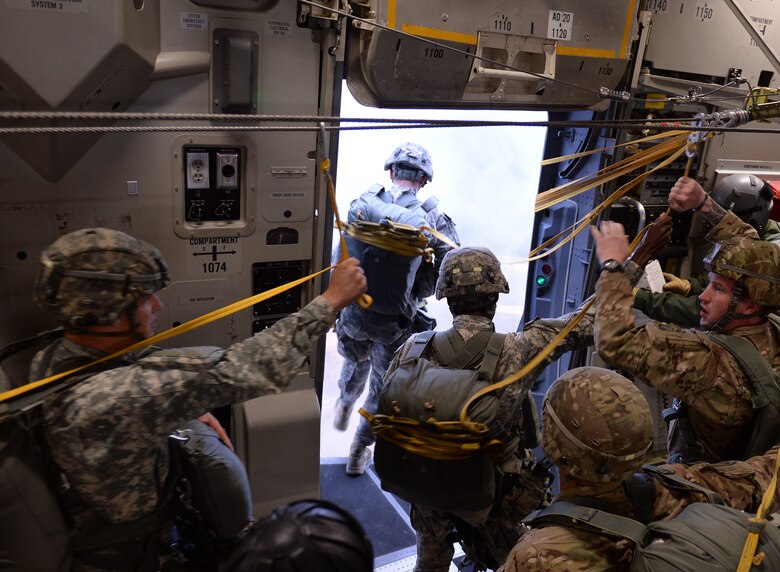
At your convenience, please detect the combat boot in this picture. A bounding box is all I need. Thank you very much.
[333,401,354,431]
[346,441,372,476]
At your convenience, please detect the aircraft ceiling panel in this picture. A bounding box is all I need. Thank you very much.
[346,0,638,110]
[643,0,780,87]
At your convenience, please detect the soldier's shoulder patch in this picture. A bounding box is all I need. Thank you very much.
[138,346,224,370]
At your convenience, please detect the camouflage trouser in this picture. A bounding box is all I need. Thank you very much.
[410,454,551,572]
[336,305,411,447]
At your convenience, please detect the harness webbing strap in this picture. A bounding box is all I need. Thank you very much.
[523,501,650,545]
[431,329,460,364]
[479,334,505,380]
[642,465,725,505]
[709,334,780,410]
[441,331,493,370]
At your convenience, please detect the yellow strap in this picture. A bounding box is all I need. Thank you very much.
[343,220,432,257]
[536,134,688,212]
[519,144,687,264]
[3,152,385,404]
[359,408,505,460]
[421,225,460,249]
[459,297,594,423]
[322,158,374,309]
[540,129,688,166]
[0,266,334,404]
[363,212,659,460]
[737,448,780,572]
[459,220,653,422]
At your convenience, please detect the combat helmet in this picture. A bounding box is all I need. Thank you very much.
[34,227,169,329]
[435,247,510,300]
[542,367,653,483]
[703,235,780,309]
[711,174,774,235]
[221,499,373,572]
[384,142,433,185]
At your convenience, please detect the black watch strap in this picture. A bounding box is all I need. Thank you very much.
[600,259,624,273]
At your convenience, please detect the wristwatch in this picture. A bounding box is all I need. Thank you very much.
[600,259,624,273]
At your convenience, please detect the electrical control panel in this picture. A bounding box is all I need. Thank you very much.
[184,145,242,222]
[172,135,258,240]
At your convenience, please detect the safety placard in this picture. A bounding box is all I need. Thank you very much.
[548,10,573,41]
[186,236,243,278]
[181,12,207,30]
[270,191,306,199]
[266,20,293,38]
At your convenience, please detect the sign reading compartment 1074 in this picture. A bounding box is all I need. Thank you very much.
[548,10,573,41]
[186,236,243,278]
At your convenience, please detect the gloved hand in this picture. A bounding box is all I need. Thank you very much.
[662,272,692,296]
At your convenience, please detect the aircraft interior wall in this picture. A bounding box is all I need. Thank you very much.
[0,0,337,517]
[3,0,780,566]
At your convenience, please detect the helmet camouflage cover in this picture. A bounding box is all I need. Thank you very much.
[435,246,510,300]
[34,227,169,328]
[542,367,653,483]
[703,235,780,308]
[383,142,434,182]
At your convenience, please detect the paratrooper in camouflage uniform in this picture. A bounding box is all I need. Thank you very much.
[592,186,780,463]
[29,227,366,570]
[501,367,780,572]
[633,174,780,329]
[383,247,659,572]
[334,143,460,476]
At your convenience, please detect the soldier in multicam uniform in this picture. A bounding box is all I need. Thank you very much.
[592,182,780,463]
[633,174,780,328]
[334,142,460,476]
[501,367,780,572]
[29,227,366,571]
[384,246,664,572]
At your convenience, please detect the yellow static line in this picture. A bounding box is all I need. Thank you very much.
[0,267,333,404]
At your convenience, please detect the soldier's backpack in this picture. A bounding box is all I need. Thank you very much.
[523,461,780,572]
[344,184,438,319]
[372,329,508,514]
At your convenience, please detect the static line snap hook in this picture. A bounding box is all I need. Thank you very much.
[358,294,373,309]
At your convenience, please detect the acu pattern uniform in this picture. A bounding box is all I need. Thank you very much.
[32,304,335,524]
[595,211,780,463]
[501,367,780,572]
[30,228,343,570]
[384,247,634,572]
[336,143,459,467]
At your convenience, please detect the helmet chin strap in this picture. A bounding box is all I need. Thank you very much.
[704,284,765,331]
[70,303,145,340]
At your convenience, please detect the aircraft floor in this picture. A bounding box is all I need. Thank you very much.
[320,457,465,571]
